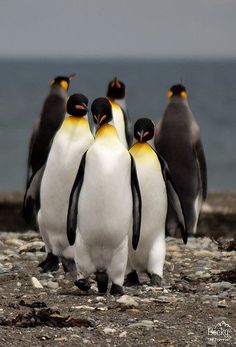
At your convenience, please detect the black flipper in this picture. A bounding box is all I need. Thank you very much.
[122,107,133,148]
[130,154,142,250]
[194,138,207,201]
[67,152,87,246]
[155,150,188,244]
[23,164,45,223]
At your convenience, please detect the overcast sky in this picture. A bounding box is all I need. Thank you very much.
[0,0,236,59]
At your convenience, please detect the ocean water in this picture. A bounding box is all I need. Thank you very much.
[0,59,235,192]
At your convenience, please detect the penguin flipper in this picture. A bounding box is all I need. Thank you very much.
[23,164,45,223]
[130,154,142,250]
[122,108,133,148]
[155,150,188,244]
[67,152,87,246]
[194,138,207,200]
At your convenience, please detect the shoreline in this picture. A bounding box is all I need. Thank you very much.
[0,192,235,238]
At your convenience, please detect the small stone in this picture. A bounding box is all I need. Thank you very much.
[47,281,59,289]
[116,295,139,307]
[31,276,44,289]
[128,320,154,329]
[103,327,116,334]
[218,300,228,308]
[5,239,25,247]
[119,331,127,338]
[209,282,232,290]
[96,296,106,302]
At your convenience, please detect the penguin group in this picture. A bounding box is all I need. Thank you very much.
[23,75,207,296]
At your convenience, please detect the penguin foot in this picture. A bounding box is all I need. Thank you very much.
[124,270,140,287]
[110,283,124,296]
[61,257,76,274]
[74,278,91,292]
[148,273,162,287]
[38,252,59,272]
[95,271,109,295]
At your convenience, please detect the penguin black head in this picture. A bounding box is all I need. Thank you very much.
[91,97,113,127]
[50,73,76,91]
[134,118,154,142]
[168,84,187,99]
[67,94,89,117]
[107,77,126,100]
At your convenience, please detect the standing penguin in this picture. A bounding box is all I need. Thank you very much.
[127,118,186,286]
[154,84,207,237]
[23,74,75,223]
[35,94,93,272]
[67,97,142,295]
[106,77,133,147]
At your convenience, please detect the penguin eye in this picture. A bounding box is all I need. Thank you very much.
[180,91,187,98]
[167,90,173,98]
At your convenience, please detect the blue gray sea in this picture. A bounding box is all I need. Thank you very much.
[0,59,235,192]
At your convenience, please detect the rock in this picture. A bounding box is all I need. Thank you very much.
[128,320,154,329]
[103,327,116,334]
[193,250,214,257]
[116,295,139,307]
[19,241,45,253]
[209,282,232,290]
[119,331,127,338]
[31,276,44,289]
[47,281,59,290]
[218,300,228,308]
[4,239,25,247]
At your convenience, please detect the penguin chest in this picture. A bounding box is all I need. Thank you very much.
[78,142,132,245]
[40,123,93,228]
[111,103,128,148]
[130,143,168,242]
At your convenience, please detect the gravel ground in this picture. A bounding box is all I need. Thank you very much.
[0,231,235,347]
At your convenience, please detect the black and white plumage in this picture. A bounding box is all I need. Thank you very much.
[67,97,141,295]
[106,77,133,148]
[154,84,207,239]
[126,118,185,287]
[23,74,75,223]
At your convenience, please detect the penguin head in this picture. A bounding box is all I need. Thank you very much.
[50,73,76,91]
[134,118,154,142]
[107,77,126,100]
[66,94,89,117]
[167,84,187,99]
[91,97,113,127]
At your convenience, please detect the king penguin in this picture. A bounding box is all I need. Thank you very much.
[67,97,142,295]
[35,94,93,272]
[106,77,133,148]
[127,118,186,286]
[154,84,207,237]
[23,74,75,223]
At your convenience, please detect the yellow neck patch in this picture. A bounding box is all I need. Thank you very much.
[130,142,161,169]
[62,116,90,131]
[95,124,118,140]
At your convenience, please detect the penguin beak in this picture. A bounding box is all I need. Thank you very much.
[138,130,144,142]
[69,73,76,80]
[111,77,121,89]
[75,103,88,111]
[98,115,107,125]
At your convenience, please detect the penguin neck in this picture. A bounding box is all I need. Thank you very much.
[50,84,68,99]
[170,96,189,107]
[109,98,126,110]
[95,123,119,140]
[130,141,158,162]
[64,115,90,129]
